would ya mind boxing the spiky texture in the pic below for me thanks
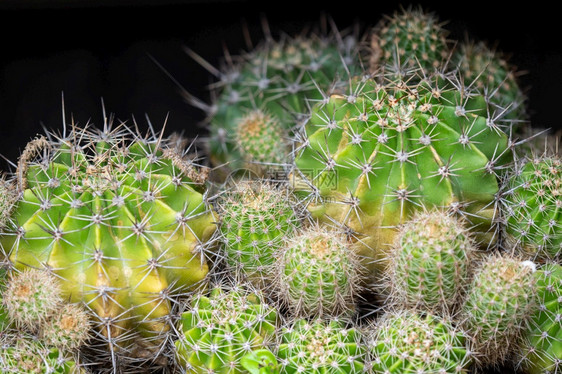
[276,225,361,318]
[40,303,91,351]
[366,310,472,373]
[174,285,278,373]
[503,155,562,260]
[1,268,63,330]
[461,255,537,366]
[292,76,511,278]
[0,332,85,373]
[207,31,360,176]
[369,7,450,76]
[0,123,218,369]
[453,40,527,125]
[277,318,366,374]
[218,180,300,286]
[387,209,475,315]
[0,174,17,231]
[233,110,289,175]
[241,349,279,374]
[519,263,562,374]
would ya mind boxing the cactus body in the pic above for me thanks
[0,125,217,368]
[219,180,299,286]
[174,285,278,373]
[504,156,562,260]
[277,318,366,374]
[461,255,537,365]
[367,311,471,373]
[208,33,360,175]
[276,226,360,318]
[388,209,474,314]
[520,263,562,374]
[292,76,510,276]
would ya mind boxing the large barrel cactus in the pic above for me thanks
[292,75,511,276]
[0,123,218,369]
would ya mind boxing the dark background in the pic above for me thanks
[0,0,560,170]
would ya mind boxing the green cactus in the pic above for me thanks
[369,7,451,76]
[218,180,300,286]
[519,263,562,374]
[205,31,360,177]
[503,155,562,260]
[277,318,366,374]
[0,332,85,373]
[0,124,218,368]
[387,209,475,314]
[174,285,278,373]
[276,225,361,318]
[40,303,91,351]
[367,310,472,373]
[453,40,527,126]
[1,268,63,330]
[241,349,280,374]
[461,254,537,366]
[292,76,511,278]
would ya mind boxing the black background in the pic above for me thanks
[0,0,560,170]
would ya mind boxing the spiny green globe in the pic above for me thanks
[175,285,278,373]
[519,263,562,374]
[367,311,472,373]
[277,318,366,373]
[504,155,562,260]
[292,76,511,277]
[208,32,361,176]
[0,124,218,366]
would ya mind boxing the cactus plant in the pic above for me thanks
[369,7,451,76]
[519,263,562,374]
[0,123,218,369]
[218,179,300,287]
[277,318,366,373]
[366,310,472,373]
[461,254,537,366]
[275,225,361,318]
[174,284,278,373]
[202,30,361,177]
[503,155,562,260]
[40,303,91,351]
[292,75,511,278]
[387,209,475,314]
[0,174,17,231]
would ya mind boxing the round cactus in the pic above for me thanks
[0,175,17,231]
[1,268,63,330]
[40,303,91,351]
[292,76,511,277]
[276,225,361,318]
[519,263,562,374]
[233,110,289,175]
[174,284,278,373]
[453,40,527,125]
[367,310,471,373]
[387,209,475,314]
[218,179,300,286]
[206,31,360,176]
[461,255,537,366]
[0,124,218,368]
[369,7,451,76]
[0,332,85,373]
[503,155,562,260]
[277,318,366,374]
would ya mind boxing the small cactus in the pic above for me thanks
[277,318,366,373]
[0,174,17,231]
[519,263,562,374]
[369,6,451,76]
[366,310,472,373]
[1,268,63,330]
[461,254,537,366]
[503,155,562,260]
[174,284,278,373]
[275,225,361,318]
[40,303,91,351]
[218,179,300,286]
[387,209,475,314]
